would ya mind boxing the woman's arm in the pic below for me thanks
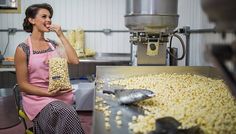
[15,46,72,96]
[14,46,52,96]
[49,24,79,64]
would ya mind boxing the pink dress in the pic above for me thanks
[22,36,74,120]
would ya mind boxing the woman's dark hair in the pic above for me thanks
[23,3,53,33]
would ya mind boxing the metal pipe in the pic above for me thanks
[169,47,178,66]
[185,34,190,66]
[0,28,218,34]
[182,26,190,66]
[130,43,133,65]
[189,28,217,34]
[0,29,129,33]
[0,29,9,32]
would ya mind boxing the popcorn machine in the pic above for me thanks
[125,0,180,65]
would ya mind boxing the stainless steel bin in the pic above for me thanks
[0,88,20,129]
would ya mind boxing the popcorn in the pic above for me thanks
[105,122,110,130]
[109,73,236,134]
[48,57,71,92]
[117,110,122,116]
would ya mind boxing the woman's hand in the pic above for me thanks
[48,24,79,64]
[49,24,64,37]
[48,88,73,97]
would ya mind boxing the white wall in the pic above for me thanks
[176,0,203,66]
[0,0,234,66]
[0,0,130,57]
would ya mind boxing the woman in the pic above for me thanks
[14,3,84,134]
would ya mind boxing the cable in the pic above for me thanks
[167,33,186,60]
[169,30,178,49]
[3,31,10,56]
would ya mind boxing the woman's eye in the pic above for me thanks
[41,15,51,19]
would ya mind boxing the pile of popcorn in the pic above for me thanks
[109,73,236,134]
[48,57,71,92]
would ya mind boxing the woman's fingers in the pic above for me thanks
[59,89,73,93]
[48,89,60,96]
[49,24,63,37]
[49,88,73,96]
[49,24,60,31]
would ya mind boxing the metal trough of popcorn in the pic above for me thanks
[92,66,236,134]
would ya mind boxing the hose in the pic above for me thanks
[3,32,10,56]
[167,33,186,60]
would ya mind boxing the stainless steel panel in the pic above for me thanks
[68,53,131,79]
[96,66,222,80]
[0,72,16,88]
[79,53,131,63]
[126,0,178,15]
[125,0,179,33]
[93,66,222,134]
[137,43,167,65]
[0,88,20,129]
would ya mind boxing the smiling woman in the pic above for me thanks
[23,3,53,33]
[14,3,84,134]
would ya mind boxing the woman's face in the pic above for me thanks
[30,8,52,32]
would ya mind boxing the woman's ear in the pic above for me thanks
[28,18,35,25]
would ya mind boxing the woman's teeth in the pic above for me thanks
[45,24,50,28]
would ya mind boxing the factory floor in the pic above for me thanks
[0,111,93,134]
